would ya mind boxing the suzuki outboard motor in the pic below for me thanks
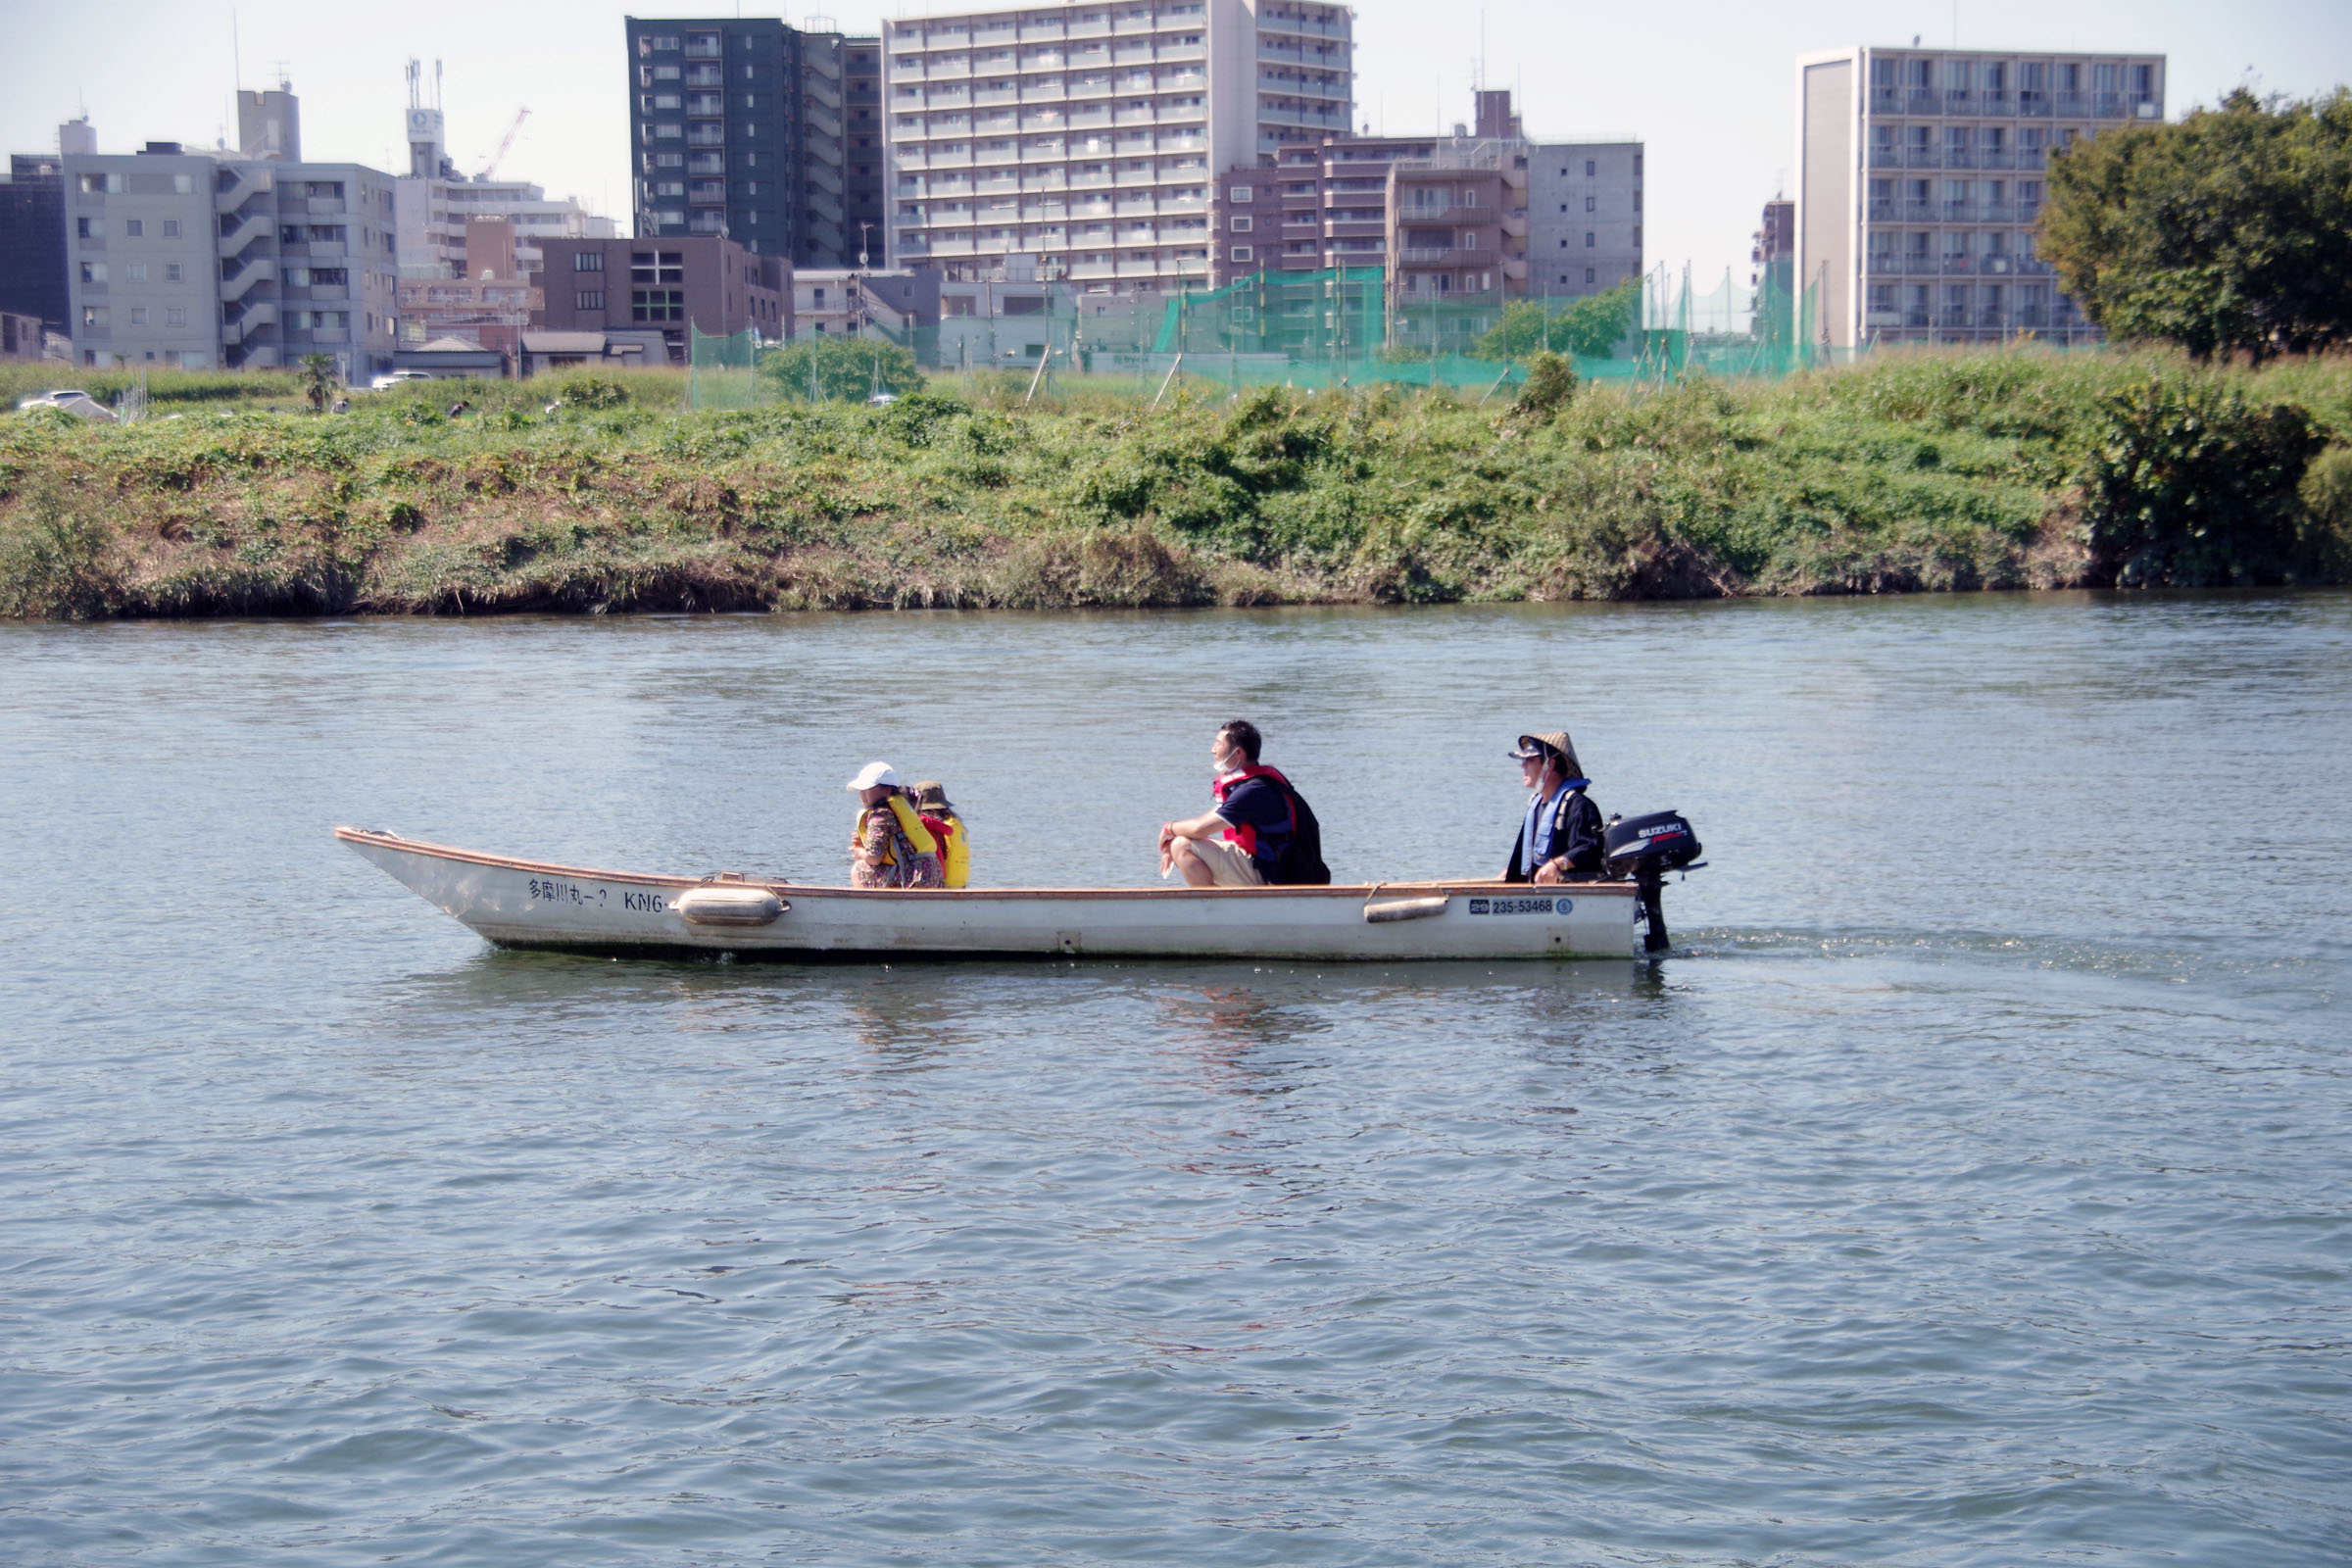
[1603,810,1704,955]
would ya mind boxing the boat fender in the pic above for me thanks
[1364,895,1449,923]
[675,886,788,926]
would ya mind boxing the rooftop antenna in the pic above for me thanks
[230,8,242,91]
[435,58,444,112]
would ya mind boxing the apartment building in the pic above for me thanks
[1796,44,2165,348]
[64,140,399,373]
[623,17,882,269]
[882,0,1354,289]
[1210,90,1640,312]
[1386,144,1525,350]
[529,235,789,363]
[2,148,71,343]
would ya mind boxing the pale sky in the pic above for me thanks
[6,0,2347,286]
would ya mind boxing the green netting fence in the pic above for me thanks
[687,265,1837,408]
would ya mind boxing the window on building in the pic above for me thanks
[1229,185,1252,203]
[1585,159,1595,177]
[79,262,106,283]
[576,290,606,310]
[125,262,147,281]
[164,263,182,281]
[76,217,102,239]
[1230,215,1252,232]
[81,306,106,327]
[123,218,144,237]
[166,306,186,327]
[162,219,180,237]
[574,252,606,272]
[1584,195,1594,213]
[128,306,148,325]
[1230,244,1252,262]
[632,289,685,321]
[1585,232,1594,248]
[1585,268,1596,284]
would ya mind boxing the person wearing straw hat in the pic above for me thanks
[1504,730,1604,885]
[845,761,945,889]
[909,780,969,890]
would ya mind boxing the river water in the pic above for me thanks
[3,594,2348,1566]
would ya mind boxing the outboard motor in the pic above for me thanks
[1603,810,1704,955]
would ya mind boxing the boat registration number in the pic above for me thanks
[1467,897,1570,915]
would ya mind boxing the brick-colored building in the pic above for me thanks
[530,235,790,363]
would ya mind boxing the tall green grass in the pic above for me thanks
[3,346,2347,618]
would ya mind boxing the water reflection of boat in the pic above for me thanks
[337,827,1647,961]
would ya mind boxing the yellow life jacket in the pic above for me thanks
[881,794,940,858]
[930,810,969,888]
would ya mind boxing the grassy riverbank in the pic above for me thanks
[4,350,2349,618]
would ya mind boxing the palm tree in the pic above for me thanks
[298,353,339,414]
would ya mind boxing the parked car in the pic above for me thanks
[14,388,117,422]
[368,369,435,392]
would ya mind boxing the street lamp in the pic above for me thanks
[858,221,872,270]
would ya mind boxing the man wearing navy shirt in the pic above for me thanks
[1159,719,1296,887]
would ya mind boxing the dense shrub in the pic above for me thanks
[2078,374,2325,585]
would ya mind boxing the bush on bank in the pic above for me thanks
[2,348,2349,619]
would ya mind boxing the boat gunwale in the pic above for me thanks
[332,825,1639,902]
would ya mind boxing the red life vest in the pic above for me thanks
[1210,763,1297,860]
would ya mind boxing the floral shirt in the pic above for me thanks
[851,803,945,889]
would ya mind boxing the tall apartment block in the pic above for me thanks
[624,16,881,270]
[1796,45,2164,349]
[1,135,77,343]
[882,0,1355,288]
[64,130,398,373]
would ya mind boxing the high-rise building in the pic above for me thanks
[64,116,399,374]
[1,137,74,342]
[882,0,1355,289]
[1796,44,2165,348]
[623,16,881,268]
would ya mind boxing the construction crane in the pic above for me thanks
[477,107,530,180]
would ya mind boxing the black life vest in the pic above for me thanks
[1212,764,1331,886]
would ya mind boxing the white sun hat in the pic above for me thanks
[846,760,901,792]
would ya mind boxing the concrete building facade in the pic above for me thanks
[529,234,789,362]
[882,0,1354,289]
[63,141,399,373]
[1796,44,2165,348]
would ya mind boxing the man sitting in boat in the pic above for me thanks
[1505,730,1604,885]
[910,780,968,890]
[846,762,945,889]
[1158,720,1328,887]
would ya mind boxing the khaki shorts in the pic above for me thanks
[1183,835,1266,887]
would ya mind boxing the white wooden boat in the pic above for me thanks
[336,826,1645,960]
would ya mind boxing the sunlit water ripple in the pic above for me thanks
[2,593,2347,1565]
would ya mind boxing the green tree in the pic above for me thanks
[298,353,339,413]
[2039,88,2352,361]
[1472,279,1642,363]
[760,336,925,402]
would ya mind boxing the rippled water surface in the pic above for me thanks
[4,594,2350,1566]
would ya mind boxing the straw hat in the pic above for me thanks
[1508,730,1586,778]
[910,779,957,815]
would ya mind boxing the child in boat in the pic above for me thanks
[910,780,969,889]
[845,762,945,889]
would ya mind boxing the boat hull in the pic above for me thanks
[336,827,1642,961]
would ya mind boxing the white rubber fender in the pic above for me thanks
[1363,895,1449,923]
[674,886,787,926]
